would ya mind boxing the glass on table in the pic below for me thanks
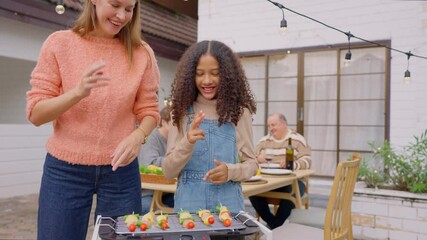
[264,149,274,168]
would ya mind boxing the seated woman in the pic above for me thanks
[139,106,174,213]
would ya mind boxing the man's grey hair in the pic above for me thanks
[269,112,287,123]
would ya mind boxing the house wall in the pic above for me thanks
[0,18,52,61]
[0,17,177,198]
[197,0,427,147]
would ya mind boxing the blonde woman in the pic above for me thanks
[26,0,159,239]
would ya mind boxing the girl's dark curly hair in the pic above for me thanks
[170,40,256,131]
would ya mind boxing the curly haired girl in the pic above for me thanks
[162,40,258,214]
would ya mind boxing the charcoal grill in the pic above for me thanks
[91,211,272,240]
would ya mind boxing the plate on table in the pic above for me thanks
[259,163,281,169]
[242,175,268,185]
[260,168,293,175]
[246,175,262,182]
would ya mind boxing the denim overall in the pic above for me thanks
[174,106,244,214]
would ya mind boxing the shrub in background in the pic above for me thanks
[357,129,427,193]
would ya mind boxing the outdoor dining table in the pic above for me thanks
[141,169,315,213]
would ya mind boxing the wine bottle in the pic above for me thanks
[285,138,294,171]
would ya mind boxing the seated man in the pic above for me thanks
[139,106,174,214]
[249,112,312,229]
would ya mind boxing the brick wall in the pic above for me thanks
[352,187,427,240]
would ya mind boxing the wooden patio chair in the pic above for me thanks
[271,157,361,240]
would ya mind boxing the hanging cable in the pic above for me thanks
[345,32,353,61]
[266,0,427,62]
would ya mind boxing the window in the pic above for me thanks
[241,44,389,176]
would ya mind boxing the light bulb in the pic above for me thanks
[56,4,65,14]
[343,60,351,68]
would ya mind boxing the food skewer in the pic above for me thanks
[124,212,139,232]
[139,211,155,231]
[216,205,232,227]
[156,211,169,230]
[178,209,196,229]
[196,209,215,225]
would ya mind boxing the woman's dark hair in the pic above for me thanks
[159,106,171,124]
[170,40,256,131]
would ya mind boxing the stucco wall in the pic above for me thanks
[197,0,427,146]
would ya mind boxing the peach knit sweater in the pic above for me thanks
[26,30,160,165]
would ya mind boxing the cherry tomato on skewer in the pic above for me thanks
[208,216,215,224]
[187,221,195,229]
[161,221,168,230]
[140,223,147,231]
[128,223,136,232]
[223,218,231,227]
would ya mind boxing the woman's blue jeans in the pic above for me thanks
[37,153,142,240]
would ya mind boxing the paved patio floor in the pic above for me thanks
[0,194,95,240]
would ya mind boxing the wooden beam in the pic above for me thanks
[0,0,79,30]
[0,0,188,60]
[144,34,188,61]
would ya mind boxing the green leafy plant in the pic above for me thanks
[358,129,427,193]
[357,159,385,188]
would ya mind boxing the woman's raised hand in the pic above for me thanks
[187,110,206,144]
[76,60,111,98]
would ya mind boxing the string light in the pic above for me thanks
[266,0,427,79]
[161,88,172,107]
[404,51,412,83]
[280,8,287,30]
[345,32,353,61]
[55,0,65,15]
[163,97,172,107]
